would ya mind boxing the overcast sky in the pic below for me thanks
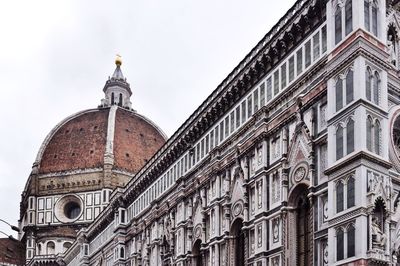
[0,0,296,238]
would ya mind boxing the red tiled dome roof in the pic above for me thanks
[36,107,166,174]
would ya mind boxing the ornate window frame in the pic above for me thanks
[335,173,356,214]
[334,0,354,45]
[335,222,356,262]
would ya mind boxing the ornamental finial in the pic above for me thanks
[115,54,122,66]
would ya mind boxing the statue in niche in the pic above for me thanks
[162,215,172,253]
[388,33,397,67]
[372,216,386,248]
[371,200,387,251]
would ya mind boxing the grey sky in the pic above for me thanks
[0,0,296,237]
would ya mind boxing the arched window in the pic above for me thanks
[374,120,381,155]
[373,72,379,105]
[336,125,344,160]
[211,209,215,233]
[336,78,343,112]
[372,1,378,36]
[118,93,123,106]
[46,241,55,255]
[365,0,378,37]
[37,243,42,255]
[364,0,370,31]
[346,69,354,104]
[347,225,355,257]
[347,176,355,208]
[335,6,342,44]
[345,0,353,35]
[366,67,372,101]
[63,242,72,253]
[367,117,373,151]
[347,119,354,154]
[335,0,353,45]
[120,247,125,259]
[336,228,344,261]
[111,92,115,105]
[336,182,344,213]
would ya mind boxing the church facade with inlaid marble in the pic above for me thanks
[19,0,400,265]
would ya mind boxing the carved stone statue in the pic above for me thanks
[388,34,397,67]
[164,216,171,246]
[372,216,386,249]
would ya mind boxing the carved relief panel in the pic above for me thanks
[270,170,281,207]
[270,216,282,249]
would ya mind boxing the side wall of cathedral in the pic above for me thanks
[62,0,400,265]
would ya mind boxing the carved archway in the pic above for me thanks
[286,183,312,266]
[192,239,202,266]
[230,218,245,266]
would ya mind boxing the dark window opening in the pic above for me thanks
[118,93,123,106]
[336,182,344,213]
[64,201,81,219]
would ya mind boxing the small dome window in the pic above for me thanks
[63,242,72,253]
[46,241,55,255]
[64,201,81,219]
[54,194,83,223]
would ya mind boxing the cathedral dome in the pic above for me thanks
[35,106,166,174]
[33,58,167,175]
[19,58,167,263]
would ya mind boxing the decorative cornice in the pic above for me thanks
[122,0,326,199]
[324,151,392,176]
[328,207,366,227]
[37,168,103,179]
